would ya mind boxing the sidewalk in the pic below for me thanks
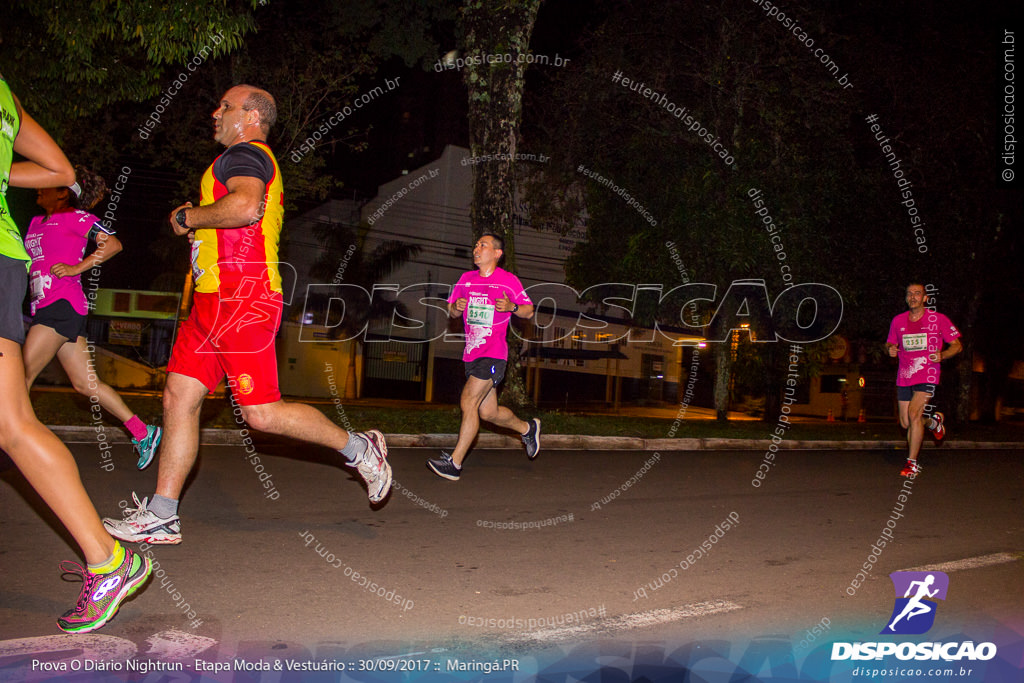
[47,425,1022,451]
[33,386,1024,451]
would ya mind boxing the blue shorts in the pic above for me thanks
[897,383,936,402]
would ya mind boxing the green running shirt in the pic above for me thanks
[1,77,28,262]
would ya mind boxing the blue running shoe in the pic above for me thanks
[427,451,462,481]
[133,425,162,470]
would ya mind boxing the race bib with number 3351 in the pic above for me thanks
[902,332,928,351]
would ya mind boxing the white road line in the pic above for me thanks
[143,630,218,660]
[512,600,742,643]
[0,633,136,679]
[901,552,1019,573]
[0,634,136,661]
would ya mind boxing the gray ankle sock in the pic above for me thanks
[339,433,367,465]
[149,494,178,519]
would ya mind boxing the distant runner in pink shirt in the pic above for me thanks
[885,282,962,477]
[25,207,107,316]
[427,232,541,480]
[22,167,162,470]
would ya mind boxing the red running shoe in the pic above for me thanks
[899,459,921,477]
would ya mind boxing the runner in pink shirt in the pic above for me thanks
[22,167,162,469]
[885,282,962,477]
[427,233,541,480]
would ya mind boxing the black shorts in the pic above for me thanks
[896,383,937,402]
[0,254,28,344]
[465,357,507,387]
[32,299,88,342]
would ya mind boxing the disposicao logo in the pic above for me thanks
[881,571,948,635]
[831,571,997,662]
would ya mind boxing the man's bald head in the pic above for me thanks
[238,85,276,133]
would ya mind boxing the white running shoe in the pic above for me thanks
[354,430,392,503]
[102,492,181,545]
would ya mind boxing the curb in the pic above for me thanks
[46,426,1022,451]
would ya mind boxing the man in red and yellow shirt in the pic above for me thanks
[103,85,391,545]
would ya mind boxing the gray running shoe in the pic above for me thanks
[522,418,541,459]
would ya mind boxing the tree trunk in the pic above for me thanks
[501,326,533,411]
[345,341,359,400]
[762,343,781,422]
[462,0,542,412]
[714,342,731,421]
[461,0,542,261]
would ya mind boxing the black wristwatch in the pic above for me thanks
[512,303,519,314]
[175,209,188,229]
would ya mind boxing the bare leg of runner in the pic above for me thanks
[21,323,66,388]
[899,390,929,463]
[0,337,114,564]
[154,372,208,501]
[242,399,358,449]
[449,377,528,467]
[56,335,136,422]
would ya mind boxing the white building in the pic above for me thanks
[278,145,694,404]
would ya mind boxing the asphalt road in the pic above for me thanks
[1,441,1021,679]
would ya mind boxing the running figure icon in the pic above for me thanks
[888,574,939,631]
[881,570,949,635]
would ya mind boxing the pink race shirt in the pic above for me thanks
[886,310,961,386]
[449,266,532,362]
[24,210,114,315]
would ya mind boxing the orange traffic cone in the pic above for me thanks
[858,409,866,423]
[827,408,834,422]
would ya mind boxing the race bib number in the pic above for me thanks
[902,332,927,351]
[29,271,45,302]
[190,239,205,282]
[466,297,494,326]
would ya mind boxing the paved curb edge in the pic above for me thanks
[47,426,1021,451]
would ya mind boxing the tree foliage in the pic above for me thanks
[522,0,1018,421]
[525,1,866,418]
[0,0,259,130]
[2,1,456,291]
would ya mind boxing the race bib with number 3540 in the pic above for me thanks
[466,297,494,326]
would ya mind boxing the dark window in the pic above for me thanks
[820,375,847,393]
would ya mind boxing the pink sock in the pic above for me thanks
[125,415,148,441]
